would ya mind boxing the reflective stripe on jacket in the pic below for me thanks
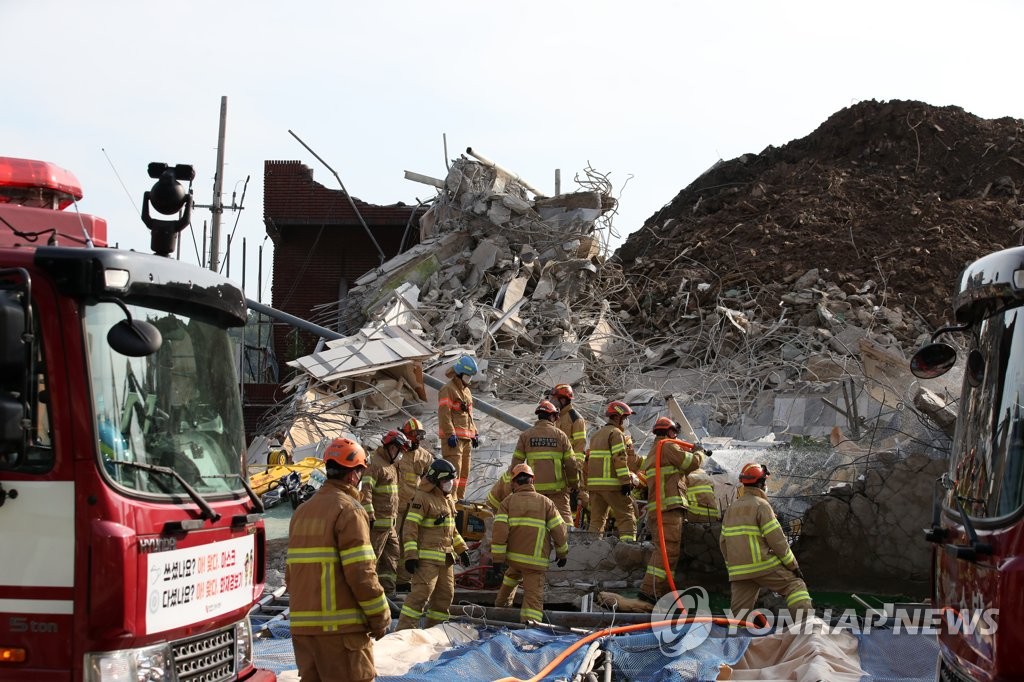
[362,448,399,529]
[398,445,435,508]
[492,483,569,569]
[285,479,390,635]
[438,376,476,440]
[586,423,631,490]
[556,406,587,454]
[506,419,578,492]
[686,468,721,520]
[402,481,468,563]
[719,486,797,581]
[644,437,702,512]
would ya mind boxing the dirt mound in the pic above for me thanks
[615,100,1024,336]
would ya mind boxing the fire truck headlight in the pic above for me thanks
[83,642,172,681]
[235,616,254,671]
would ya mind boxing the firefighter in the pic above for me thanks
[719,463,813,619]
[397,459,472,630]
[362,429,410,596]
[549,384,587,523]
[586,400,638,541]
[685,454,721,523]
[396,418,436,590]
[494,399,578,523]
[638,418,704,603]
[493,463,569,623]
[438,354,479,500]
[286,437,389,682]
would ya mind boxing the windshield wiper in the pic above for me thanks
[938,473,993,562]
[108,460,221,522]
[204,473,265,514]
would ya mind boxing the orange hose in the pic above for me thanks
[491,615,758,682]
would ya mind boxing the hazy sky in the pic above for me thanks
[5,1,1021,304]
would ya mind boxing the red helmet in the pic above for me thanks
[606,400,634,418]
[550,384,574,401]
[652,417,679,434]
[401,418,425,438]
[535,400,559,418]
[382,429,412,450]
[739,463,770,485]
[511,463,535,478]
[324,438,367,469]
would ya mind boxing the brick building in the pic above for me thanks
[243,160,422,441]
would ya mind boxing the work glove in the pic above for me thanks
[620,484,632,496]
[447,434,458,448]
[556,557,567,568]
[371,618,390,641]
[492,562,506,574]
[792,566,805,581]
[459,551,472,568]
[367,514,376,526]
[471,436,480,448]
[405,559,419,575]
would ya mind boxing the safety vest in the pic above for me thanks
[403,481,468,564]
[506,419,578,493]
[719,486,797,581]
[586,423,631,490]
[438,376,476,440]
[643,437,701,513]
[492,483,569,569]
[285,480,390,635]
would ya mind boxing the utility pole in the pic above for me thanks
[208,96,228,273]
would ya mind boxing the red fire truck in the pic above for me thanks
[0,157,274,681]
[911,246,1024,681]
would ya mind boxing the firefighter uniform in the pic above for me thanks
[685,467,721,523]
[287,479,390,682]
[493,482,569,623]
[556,404,587,455]
[640,438,703,598]
[503,419,578,523]
[362,447,401,594]
[438,373,477,499]
[396,444,435,584]
[397,481,468,629]
[719,486,812,614]
[586,422,637,541]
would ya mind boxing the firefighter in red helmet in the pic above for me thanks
[585,400,638,541]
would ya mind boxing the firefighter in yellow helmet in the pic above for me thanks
[362,429,410,596]
[397,459,471,630]
[586,400,638,541]
[493,463,570,623]
[493,400,578,523]
[396,418,436,590]
[638,417,704,603]
[720,463,812,619]
[287,438,390,682]
[438,355,479,500]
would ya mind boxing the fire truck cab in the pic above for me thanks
[912,246,1024,681]
[0,157,274,681]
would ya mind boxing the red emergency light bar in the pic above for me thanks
[0,156,84,210]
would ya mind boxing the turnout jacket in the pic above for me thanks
[719,486,798,581]
[643,437,703,513]
[438,374,476,440]
[685,468,721,521]
[403,481,468,563]
[398,445,435,509]
[585,423,631,491]
[492,483,569,569]
[286,479,390,635]
[508,419,579,493]
[556,405,587,454]
[362,447,399,529]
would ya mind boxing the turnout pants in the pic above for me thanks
[729,566,813,616]
[544,489,573,525]
[370,524,400,594]
[292,632,375,682]
[640,508,684,598]
[396,558,455,630]
[442,438,473,499]
[395,505,412,584]
[587,490,637,541]
[495,565,547,624]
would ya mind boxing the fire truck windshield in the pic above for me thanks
[949,305,1024,520]
[85,300,246,498]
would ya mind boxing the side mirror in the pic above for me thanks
[910,342,957,379]
[107,319,163,357]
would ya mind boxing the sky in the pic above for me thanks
[5,1,1022,305]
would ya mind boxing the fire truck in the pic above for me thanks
[911,247,1024,681]
[0,157,274,681]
